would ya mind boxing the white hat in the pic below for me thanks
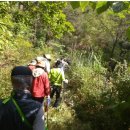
[44,54,51,60]
[36,61,45,68]
[36,56,45,62]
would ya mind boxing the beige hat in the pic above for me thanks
[36,61,45,68]
[44,54,51,60]
[36,56,45,62]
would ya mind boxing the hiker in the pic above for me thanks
[62,58,71,68]
[0,66,45,130]
[31,59,51,104]
[43,54,51,73]
[49,60,68,108]
[35,55,51,74]
[28,59,37,70]
[56,57,70,70]
[54,58,70,81]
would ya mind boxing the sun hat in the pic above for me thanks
[44,54,51,60]
[36,61,46,68]
[36,56,45,62]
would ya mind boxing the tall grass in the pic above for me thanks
[64,51,130,130]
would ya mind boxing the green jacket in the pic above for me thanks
[49,68,64,86]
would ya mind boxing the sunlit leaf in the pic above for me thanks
[126,27,130,41]
[80,1,89,12]
[70,2,80,9]
[96,2,111,14]
[118,13,126,19]
[89,1,96,10]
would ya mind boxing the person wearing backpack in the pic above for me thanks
[0,66,45,130]
[49,60,68,108]
[31,60,51,104]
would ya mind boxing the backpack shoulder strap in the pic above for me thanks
[11,97,32,128]
[2,98,10,104]
[2,97,32,128]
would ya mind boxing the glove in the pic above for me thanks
[63,79,68,84]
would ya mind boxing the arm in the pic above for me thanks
[33,105,45,130]
[45,61,50,73]
[61,69,65,81]
[61,69,68,84]
[44,73,50,96]
[44,73,51,111]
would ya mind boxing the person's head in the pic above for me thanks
[55,59,63,68]
[11,66,33,91]
[36,56,45,63]
[63,58,71,65]
[36,60,46,69]
[43,54,51,62]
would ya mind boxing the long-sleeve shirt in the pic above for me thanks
[33,104,45,130]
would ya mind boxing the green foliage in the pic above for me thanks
[59,4,130,129]
[70,2,80,9]
[70,1,130,14]
[65,51,130,130]
[70,1,130,41]
[1,2,130,130]
[0,2,74,47]
[0,1,74,98]
[112,2,130,13]
[126,27,130,40]
[80,2,89,12]
[96,2,112,14]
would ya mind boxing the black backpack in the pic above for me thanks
[0,98,32,129]
[0,99,2,106]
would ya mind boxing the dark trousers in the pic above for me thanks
[33,97,44,103]
[50,85,62,107]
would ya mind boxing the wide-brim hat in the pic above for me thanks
[36,56,45,62]
[36,61,45,68]
[44,54,51,60]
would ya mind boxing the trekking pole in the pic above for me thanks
[62,80,67,102]
[62,82,65,102]
[45,96,50,130]
[47,109,49,129]
[45,110,49,130]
